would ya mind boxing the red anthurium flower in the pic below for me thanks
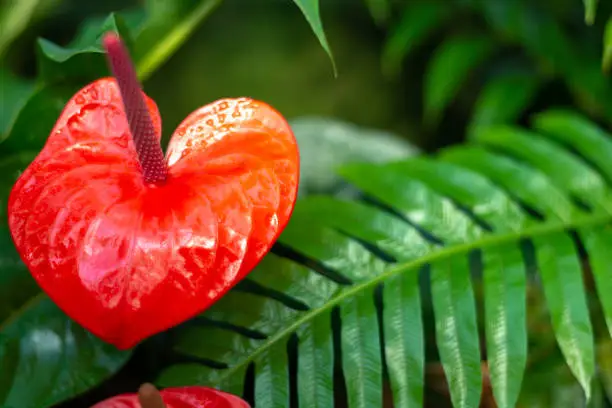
[91,384,250,408]
[7,33,299,349]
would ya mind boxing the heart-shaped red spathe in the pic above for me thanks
[91,386,250,408]
[8,78,299,349]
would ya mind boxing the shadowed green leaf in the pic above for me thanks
[584,0,598,25]
[0,69,35,139]
[424,36,495,127]
[382,2,449,76]
[291,0,337,75]
[0,152,37,226]
[2,84,80,152]
[469,72,540,134]
[364,0,389,26]
[603,17,612,74]
[37,13,131,83]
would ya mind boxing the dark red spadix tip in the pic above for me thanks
[103,32,167,184]
[138,383,167,408]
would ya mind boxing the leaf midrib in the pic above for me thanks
[190,211,612,386]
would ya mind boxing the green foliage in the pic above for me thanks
[156,110,612,407]
[379,0,612,133]
[468,71,541,134]
[363,0,390,27]
[584,0,598,24]
[0,0,58,59]
[133,0,223,80]
[290,117,420,197]
[290,0,337,75]
[604,17,612,73]
[424,36,495,128]
[0,69,35,138]
[37,13,132,83]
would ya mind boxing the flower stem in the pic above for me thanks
[103,32,167,184]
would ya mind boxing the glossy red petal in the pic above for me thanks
[91,386,250,408]
[167,98,299,279]
[8,80,299,348]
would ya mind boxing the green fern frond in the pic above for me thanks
[156,110,612,407]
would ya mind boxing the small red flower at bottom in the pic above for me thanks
[91,385,250,408]
[7,33,299,349]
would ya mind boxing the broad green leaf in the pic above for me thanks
[533,233,595,399]
[0,228,131,408]
[134,0,223,81]
[469,72,540,134]
[472,126,612,213]
[439,146,579,222]
[255,342,290,408]
[603,17,612,73]
[290,0,337,75]
[364,0,389,26]
[0,152,37,226]
[383,272,424,408]
[532,110,612,183]
[293,197,431,261]
[382,2,450,76]
[424,36,495,127]
[247,254,340,309]
[390,158,527,231]
[0,69,35,138]
[297,312,334,408]
[340,288,382,408]
[203,291,301,336]
[2,84,80,152]
[338,163,483,243]
[279,219,387,282]
[0,229,38,330]
[290,117,419,197]
[37,13,131,83]
[431,256,482,408]
[482,244,527,408]
[580,226,612,338]
[584,0,598,25]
